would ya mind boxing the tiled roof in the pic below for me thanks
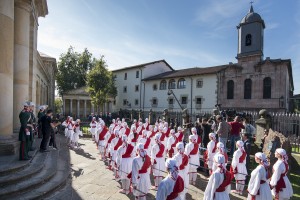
[142,64,229,81]
[111,60,174,72]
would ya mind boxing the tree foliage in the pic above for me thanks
[56,46,93,95]
[86,56,117,106]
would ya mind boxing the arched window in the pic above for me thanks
[159,80,167,90]
[177,78,186,89]
[227,80,234,99]
[263,77,271,99]
[245,34,252,46]
[168,79,176,89]
[244,79,252,99]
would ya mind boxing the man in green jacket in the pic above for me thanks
[19,102,32,160]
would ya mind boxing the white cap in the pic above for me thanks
[23,102,29,106]
[214,154,225,164]
[137,143,144,150]
[165,158,177,172]
[170,129,175,135]
[191,127,197,134]
[122,135,127,142]
[76,119,80,123]
[142,130,147,136]
[114,129,119,136]
[177,127,183,131]
[123,122,127,127]
[217,142,224,149]
[236,140,244,147]
[209,132,216,139]
[154,133,161,141]
[145,118,149,122]
[189,135,196,142]
[176,142,184,150]
[131,125,136,130]
[276,148,286,156]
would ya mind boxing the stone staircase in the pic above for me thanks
[0,134,70,200]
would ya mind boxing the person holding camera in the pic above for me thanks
[228,116,245,156]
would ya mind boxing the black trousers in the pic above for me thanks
[40,130,51,150]
[49,131,57,148]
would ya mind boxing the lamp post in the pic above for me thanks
[167,89,184,110]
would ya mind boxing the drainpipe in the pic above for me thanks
[139,68,142,110]
[190,77,193,118]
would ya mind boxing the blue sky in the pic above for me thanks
[38,0,300,94]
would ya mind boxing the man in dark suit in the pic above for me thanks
[242,133,251,182]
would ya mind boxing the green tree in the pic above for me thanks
[56,46,93,95]
[86,56,117,107]
[54,98,63,114]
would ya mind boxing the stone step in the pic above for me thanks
[19,144,70,200]
[0,150,47,187]
[0,138,41,177]
[0,149,58,199]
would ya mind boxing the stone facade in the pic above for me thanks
[0,0,56,155]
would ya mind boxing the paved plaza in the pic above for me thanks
[47,135,245,200]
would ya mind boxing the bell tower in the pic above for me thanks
[237,5,265,62]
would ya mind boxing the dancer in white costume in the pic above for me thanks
[116,135,135,194]
[247,152,272,200]
[128,125,139,147]
[173,142,189,200]
[98,122,108,160]
[138,130,152,156]
[151,133,165,190]
[166,129,178,158]
[231,140,248,195]
[270,148,293,200]
[89,117,97,141]
[72,119,83,148]
[203,154,232,200]
[156,158,184,200]
[212,142,228,172]
[204,133,217,174]
[110,129,123,179]
[185,135,200,185]
[131,143,152,200]
[175,126,184,142]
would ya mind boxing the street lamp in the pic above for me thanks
[167,89,184,110]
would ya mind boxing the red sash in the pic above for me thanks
[171,137,179,148]
[131,132,139,143]
[124,128,130,136]
[114,138,123,150]
[224,152,228,163]
[197,135,202,145]
[138,155,151,174]
[165,128,170,137]
[190,143,199,155]
[98,127,108,141]
[166,176,184,200]
[160,133,166,141]
[274,162,288,194]
[144,123,149,131]
[91,121,96,128]
[122,144,134,158]
[106,134,115,148]
[149,131,156,138]
[239,150,247,163]
[216,171,232,192]
[137,126,144,135]
[144,138,151,149]
[177,132,184,142]
[156,144,165,158]
[179,154,189,170]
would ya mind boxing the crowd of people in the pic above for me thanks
[84,115,293,200]
[18,104,294,199]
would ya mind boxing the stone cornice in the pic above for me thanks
[15,0,32,12]
[34,0,48,17]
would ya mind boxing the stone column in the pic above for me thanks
[91,103,94,114]
[70,99,73,116]
[63,98,66,115]
[0,0,17,155]
[84,100,87,117]
[77,99,80,118]
[13,0,31,131]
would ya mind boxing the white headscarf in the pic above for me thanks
[276,148,288,164]
[236,140,245,151]
[137,143,146,158]
[214,154,226,173]
[176,142,184,154]
[165,158,179,180]
[255,152,269,168]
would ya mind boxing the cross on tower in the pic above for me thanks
[250,1,254,5]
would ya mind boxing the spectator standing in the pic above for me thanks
[228,116,244,156]
[201,118,211,148]
[40,110,58,152]
[216,115,230,149]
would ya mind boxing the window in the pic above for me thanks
[227,80,234,99]
[123,86,127,93]
[113,75,117,81]
[169,98,174,105]
[124,73,127,80]
[245,34,252,46]
[168,79,176,89]
[135,99,139,105]
[181,96,187,104]
[135,85,139,92]
[123,99,127,106]
[244,79,252,99]
[196,98,202,105]
[160,80,167,90]
[152,98,158,107]
[263,77,271,99]
[113,100,116,105]
[136,71,139,78]
[196,79,203,88]
[153,84,157,91]
[177,78,186,89]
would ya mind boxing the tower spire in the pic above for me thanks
[249,1,254,13]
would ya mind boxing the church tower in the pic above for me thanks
[237,5,265,62]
